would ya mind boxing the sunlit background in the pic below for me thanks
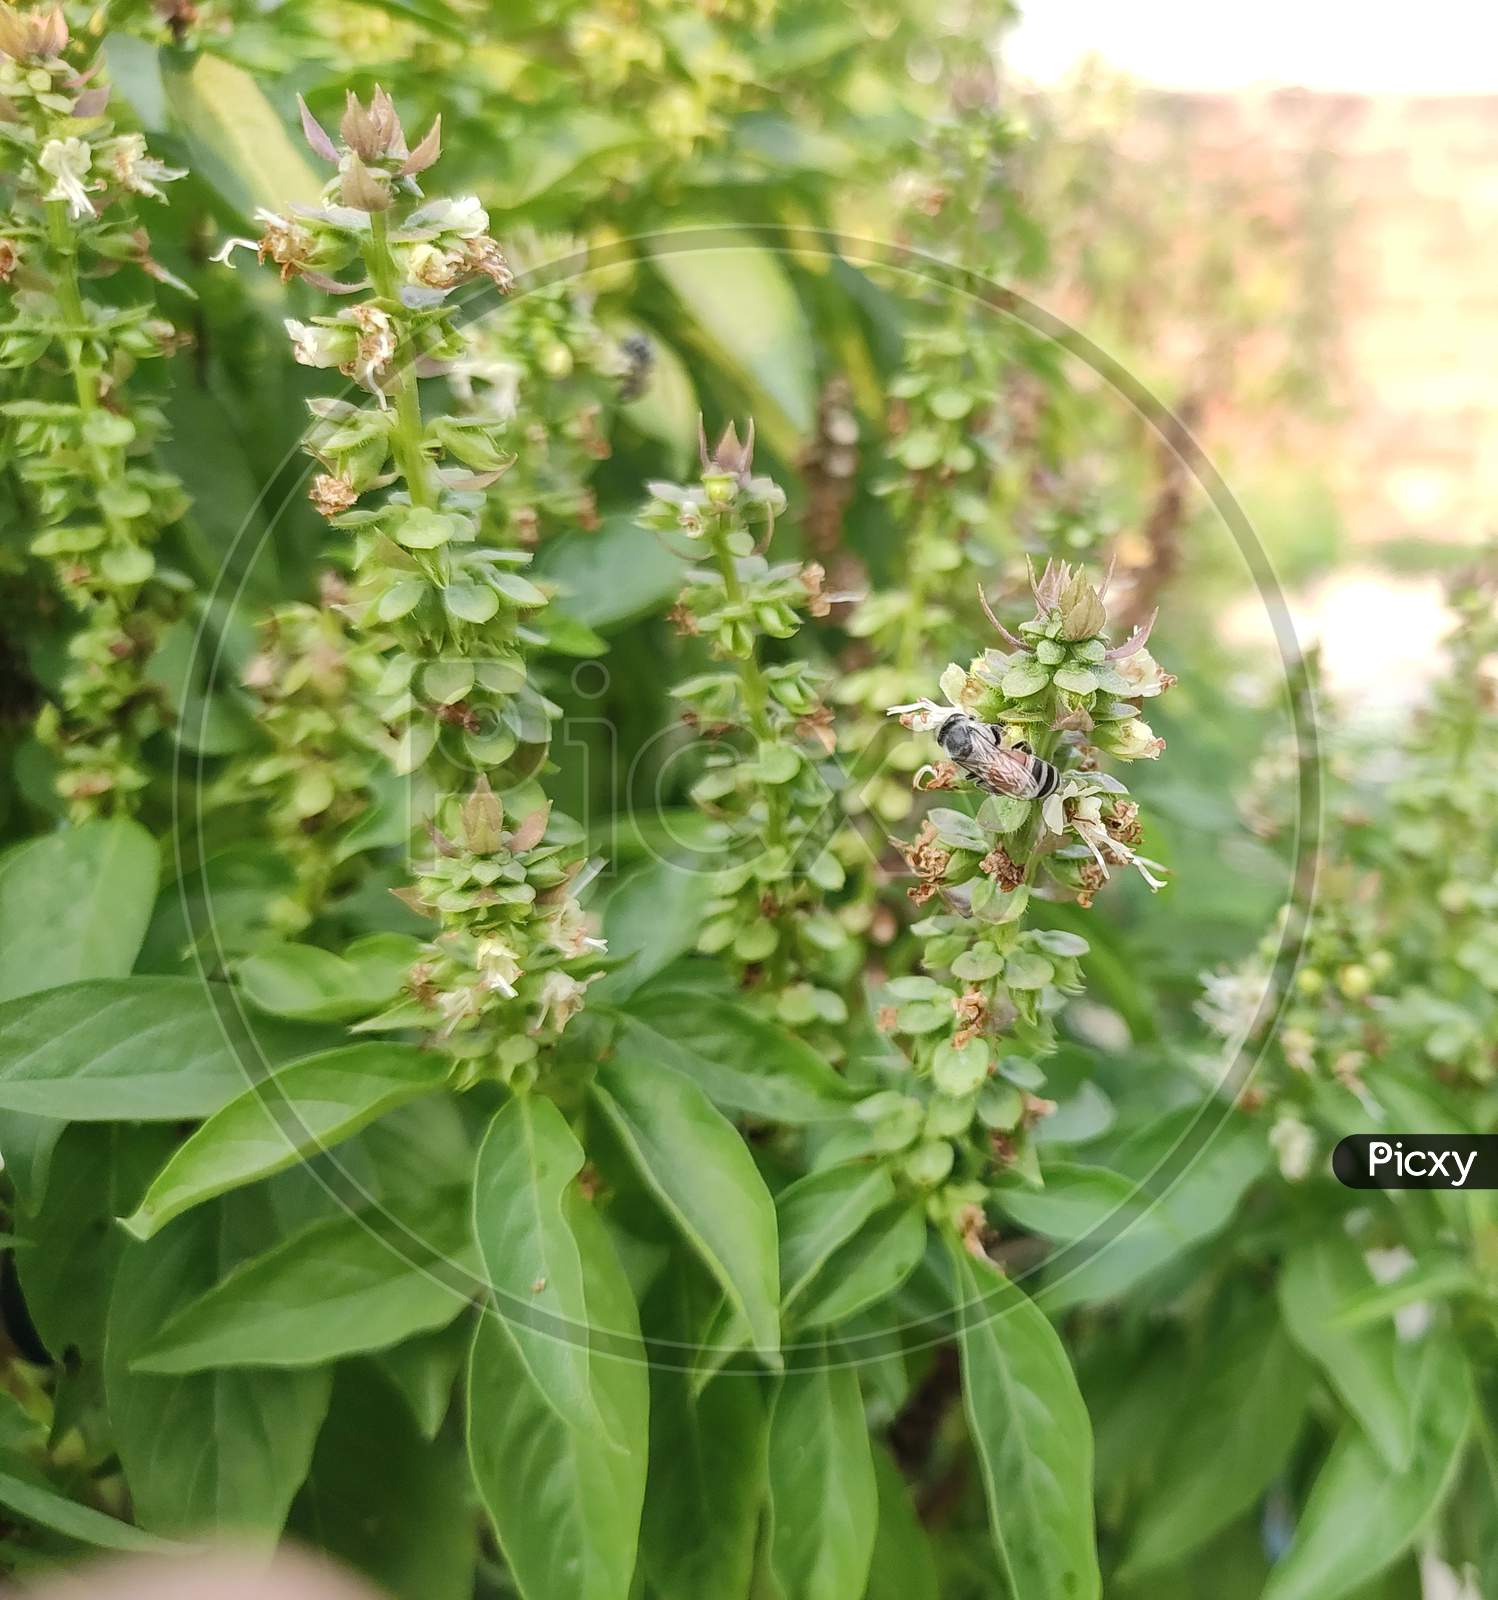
[1008,0,1494,723]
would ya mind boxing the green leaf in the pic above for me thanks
[777,1164,896,1314]
[1280,1233,1414,1471]
[1122,1301,1312,1575]
[133,1188,475,1373]
[14,1123,176,1361]
[978,792,1032,834]
[0,979,335,1121]
[931,1036,989,1096]
[468,1165,648,1600]
[651,232,817,451]
[865,1446,938,1600]
[161,53,322,219]
[536,513,689,630]
[121,1043,450,1239]
[377,1318,470,1440]
[592,861,713,1002]
[104,1199,332,1537]
[470,1095,605,1436]
[1263,1334,1472,1600]
[639,1276,766,1600]
[766,1343,878,1600]
[894,428,941,470]
[238,934,421,1023]
[0,1461,177,1553]
[614,990,855,1124]
[593,1050,781,1360]
[0,819,158,1003]
[377,579,426,621]
[288,1364,476,1600]
[796,1202,927,1331]
[0,1110,66,1213]
[1330,1258,1479,1330]
[995,1162,1157,1244]
[102,33,167,130]
[952,1241,1099,1600]
[1039,1110,1268,1312]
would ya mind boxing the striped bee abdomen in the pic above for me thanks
[936,713,1061,801]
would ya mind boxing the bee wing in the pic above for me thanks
[975,742,1047,799]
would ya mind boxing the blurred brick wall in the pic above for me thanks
[1146,88,1498,544]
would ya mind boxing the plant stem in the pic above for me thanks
[708,517,774,738]
[364,208,436,510]
[709,513,794,986]
[45,201,94,415]
[46,199,132,549]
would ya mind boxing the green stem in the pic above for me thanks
[708,518,773,739]
[364,208,436,511]
[708,512,794,987]
[46,200,130,544]
[45,201,95,417]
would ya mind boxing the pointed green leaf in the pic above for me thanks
[796,1202,927,1331]
[133,1188,475,1372]
[615,991,855,1124]
[0,818,158,1003]
[104,1200,332,1538]
[766,1343,877,1600]
[14,1123,176,1361]
[0,1462,177,1553]
[639,1275,766,1600]
[591,860,713,1003]
[865,1446,938,1600]
[953,1241,1100,1600]
[237,934,420,1023]
[468,1169,647,1600]
[650,233,816,452]
[535,513,690,631]
[161,51,321,219]
[777,1164,895,1314]
[378,1317,471,1441]
[593,1051,780,1360]
[0,979,335,1121]
[121,1043,449,1239]
[469,1094,605,1436]
[1123,1301,1312,1575]
[288,1364,476,1600]
[1280,1233,1415,1471]
[1263,1334,1472,1600]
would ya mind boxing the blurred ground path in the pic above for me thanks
[7,1551,379,1600]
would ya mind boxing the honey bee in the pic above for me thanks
[935,712,1061,800]
[889,701,1061,800]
